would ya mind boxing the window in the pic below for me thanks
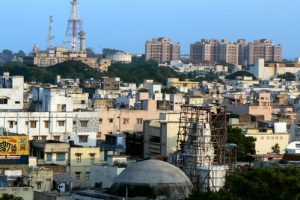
[37,182,41,189]
[97,132,102,138]
[15,101,20,104]
[75,172,81,180]
[79,135,88,143]
[80,120,88,127]
[123,118,129,124]
[44,121,49,128]
[57,104,66,112]
[296,143,300,148]
[76,154,82,163]
[25,121,28,125]
[30,121,37,128]
[0,98,8,104]
[73,121,76,125]
[109,118,114,123]
[32,136,38,141]
[53,136,60,141]
[8,121,14,128]
[86,172,90,180]
[58,121,65,127]
[56,153,66,161]
[47,153,52,161]
[41,136,47,141]
[99,118,103,124]
[136,118,143,124]
[90,154,95,163]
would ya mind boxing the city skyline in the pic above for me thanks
[0,0,299,59]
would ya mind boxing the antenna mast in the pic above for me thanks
[65,0,83,51]
[47,16,55,50]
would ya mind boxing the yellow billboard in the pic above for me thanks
[0,136,29,156]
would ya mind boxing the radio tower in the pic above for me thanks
[47,16,54,50]
[65,0,83,52]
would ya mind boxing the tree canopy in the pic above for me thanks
[187,167,300,200]
[227,126,256,162]
[277,72,296,81]
[0,194,23,200]
[226,71,257,80]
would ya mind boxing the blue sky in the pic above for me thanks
[0,0,299,58]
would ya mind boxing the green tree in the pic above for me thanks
[225,71,257,80]
[277,72,295,81]
[218,60,236,73]
[161,86,178,94]
[227,126,256,162]
[187,167,300,200]
[271,143,280,154]
[15,50,26,59]
[0,194,23,200]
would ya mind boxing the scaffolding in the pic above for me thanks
[175,105,236,190]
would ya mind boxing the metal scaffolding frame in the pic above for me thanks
[175,105,236,190]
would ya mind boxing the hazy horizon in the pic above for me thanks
[0,0,299,59]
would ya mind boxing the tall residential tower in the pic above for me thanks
[145,37,180,63]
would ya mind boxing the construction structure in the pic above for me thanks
[175,105,236,191]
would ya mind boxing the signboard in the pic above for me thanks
[0,136,29,165]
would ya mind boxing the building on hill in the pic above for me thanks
[145,37,180,63]
[23,47,111,72]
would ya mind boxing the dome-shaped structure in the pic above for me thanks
[110,160,193,199]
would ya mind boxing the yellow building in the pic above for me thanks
[167,78,199,89]
[68,147,102,188]
[246,127,290,155]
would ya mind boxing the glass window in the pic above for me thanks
[8,121,14,128]
[53,136,60,141]
[90,154,95,163]
[86,172,90,180]
[0,98,8,104]
[80,120,88,127]
[58,121,65,127]
[75,172,81,180]
[47,153,52,161]
[76,155,81,163]
[40,136,47,141]
[44,121,49,128]
[30,121,37,128]
[79,135,88,143]
[56,153,65,161]
[32,136,38,141]
[136,118,143,124]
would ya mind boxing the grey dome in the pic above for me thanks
[110,160,193,199]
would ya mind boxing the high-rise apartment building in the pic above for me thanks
[190,39,282,66]
[247,39,282,65]
[145,37,180,63]
[190,39,238,65]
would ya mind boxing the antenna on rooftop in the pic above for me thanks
[47,15,55,50]
[64,0,83,52]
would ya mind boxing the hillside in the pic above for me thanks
[0,60,181,84]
